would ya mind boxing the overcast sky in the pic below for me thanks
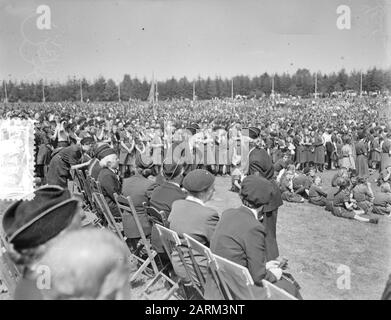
[0,0,390,82]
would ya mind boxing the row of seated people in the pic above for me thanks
[273,164,390,224]
[81,142,302,299]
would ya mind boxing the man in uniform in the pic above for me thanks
[46,137,94,188]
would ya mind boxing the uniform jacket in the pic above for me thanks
[98,167,121,217]
[121,173,157,238]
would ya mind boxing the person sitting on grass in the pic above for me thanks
[292,166,314,199]
[372,183,391,216]
[327,178,379,224]
[352,176,375,215]
[308,175,328,207]
[279,171,305,203]
[377,164,391,187]
[331,167,349,187]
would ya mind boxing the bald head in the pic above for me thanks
[39,229,131,300]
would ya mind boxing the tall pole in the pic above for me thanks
[231,78,234,99]
[118,81,121,102]
[4,80,8,103]
[271,75,275,95]
[193,80,196,101]
[80,80,83,102]
[360,71,363,97]
[42,80,45,102]
[155,80,158,103]
[314,72,318,99]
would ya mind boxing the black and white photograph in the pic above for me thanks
[0,0,390,304]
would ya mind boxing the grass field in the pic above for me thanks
[1,169,390,300]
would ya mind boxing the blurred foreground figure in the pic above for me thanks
[39,228,131,300]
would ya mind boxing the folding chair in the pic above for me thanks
[93,192,123,238]
[262,279,297,300]
[155,225,198,300]
[114,193,159,276]
[143,202,169,227]
[212,253,268,300]
[183,233,232,300]
[72,169,94,211]
[86,172,103,195]
[0,231,22,296]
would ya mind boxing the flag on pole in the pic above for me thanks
[148,74,155,103]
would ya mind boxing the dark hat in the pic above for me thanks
[249,126,261,139]
[94,143,111,160]
[2,186,79,250]
[303,167,311,175]
[98,147,116,160]
[240,176,272,208]
[182,169,215,193]
[80,136,95,145]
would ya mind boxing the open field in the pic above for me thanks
[1,169,390,300]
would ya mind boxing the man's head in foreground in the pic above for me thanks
[39,228,131,300]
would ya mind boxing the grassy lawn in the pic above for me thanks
[1,169,390,300]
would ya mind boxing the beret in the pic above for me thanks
[186,126,197,135]
[182,169,215,193]
[94,143,110,159]
[80,136,95,145]
[303,167,311,175]
[240,176,272,208]
[2,185,79,250]
[99,147,116,160]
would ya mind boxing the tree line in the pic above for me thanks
[1,68,390,102]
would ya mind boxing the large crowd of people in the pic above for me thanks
[1,95,390,300]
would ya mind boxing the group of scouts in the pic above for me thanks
[1,95,391,300]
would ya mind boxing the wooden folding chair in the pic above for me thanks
[86,172,103,194]
[72,169,94,211]
[154,225,198,300]
[183,233,232,300]
[114,193,159,276]
[0,231,22,297]
[143,202,169,227]
[212,253,268,300]
[262,279,297,300]
[93,192,123,238]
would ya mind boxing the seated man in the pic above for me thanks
[168,169,220,282]
[39,229,131,300]
[149,161,187,258]
[2,185,82,300]
[97,147,121,218]
[204,176,302,300]
[121,153,157,250]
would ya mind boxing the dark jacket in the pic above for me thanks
[204,206,277,300]
[121,173,157,238]
[149,181,187,252]
[98,167,121,217]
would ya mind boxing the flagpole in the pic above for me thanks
[80,79,83,102]
[4,80,8,103]
[118,81,121,102]
[231,78,234,99]
[42,80,45,102]
[193,80,195,101]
